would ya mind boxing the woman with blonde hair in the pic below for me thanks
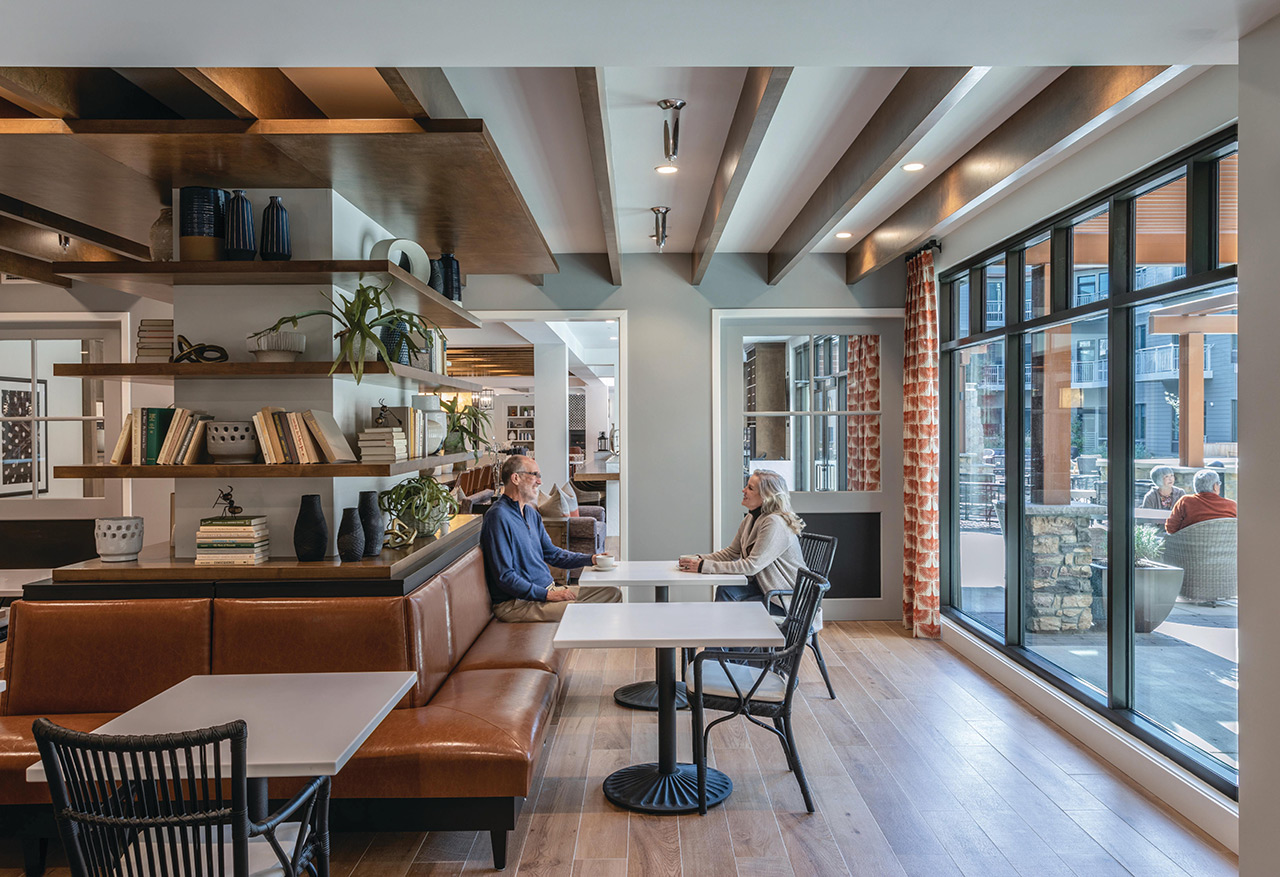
[679,469,805,605]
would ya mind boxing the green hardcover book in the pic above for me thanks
[144,408,176,465]
[199,515,268,526]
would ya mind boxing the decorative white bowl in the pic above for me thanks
[95,516,144,562]
[206,421,260,463]
[247,330,306,363]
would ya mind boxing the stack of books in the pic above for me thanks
[111,407,212,466]
[195,515,269,566]
[368,405,431,459]
[358,428,409,462]
[251,407,358,465]
[135,319,174,363]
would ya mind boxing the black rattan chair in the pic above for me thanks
[687,568,829,814]
[33,717,330,877]
[765,532,838,699]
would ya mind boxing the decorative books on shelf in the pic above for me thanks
[136,319,174,363]
[195,515,268,566]
[358,428,409,463]
[113,406,211,465]
[251,407,358,465]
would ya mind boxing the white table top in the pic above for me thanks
[579,560,745,588]
[554,602,786,649]
[28,671,415,783]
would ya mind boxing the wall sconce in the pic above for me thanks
[658,98,686,162]
[650,206,670,250]
[1058,387,1083,408]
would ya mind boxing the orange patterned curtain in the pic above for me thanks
[846,335,881,491]
[903,249,941,638]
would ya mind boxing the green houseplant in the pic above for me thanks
[441,396,492,459]
[250,278,439,383]
[1089,524,1185,633]
[378,475,459,542]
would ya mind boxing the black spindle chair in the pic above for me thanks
[33,717,330,877]
[764,532,838,699]
[688,568,829,813]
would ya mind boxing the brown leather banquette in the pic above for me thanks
[0,546,563,871]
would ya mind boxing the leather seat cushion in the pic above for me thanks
[302,668,558,799]
[440,548,495,660]
[0,713,119,804]
[686,661,787,703]
[453,621,566,675]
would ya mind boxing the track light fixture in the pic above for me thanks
[651,206,670,250]
[657,98,686,162]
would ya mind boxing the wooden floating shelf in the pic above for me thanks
[53,260,481,328]
[55,452,476,480]
[51,516,482,582]
[54,361,481,393]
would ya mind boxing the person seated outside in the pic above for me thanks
[1141,465,1186,511]
[678,469,804,612]
[1165,468,1237,534]
[481,454,622,622]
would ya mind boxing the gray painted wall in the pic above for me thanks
[461,252,905,561]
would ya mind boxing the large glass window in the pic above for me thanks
[1134,174,1188,290]
[1024,233,1052,320]
[954,341,1006,634]
[1132,287,1238,772]
[1218,152,1238,268]
[1073,208,1109,306]
[984,259,1006,331]
[954,275,971,339]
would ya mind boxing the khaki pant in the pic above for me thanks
[493,584,622,623]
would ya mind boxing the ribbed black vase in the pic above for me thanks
[358,490,385,556]
[428,259,445,295]
[439,253,462,302]
[260,195,292,261]
[293,494,328,562]
[178,186,227,260]
[225,189,256,261]
[337,507,365,562]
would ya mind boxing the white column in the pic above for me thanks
[1238,14,1280,871]
[533,343,569,488]
[585,379,609,455]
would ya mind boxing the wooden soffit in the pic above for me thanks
[845,66,1183,284]
[0,117,558,277]
[445,346,535,377]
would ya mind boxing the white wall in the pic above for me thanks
[461,252,904,561]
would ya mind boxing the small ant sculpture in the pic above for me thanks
[212,486,243,518]
[373,399,402,428]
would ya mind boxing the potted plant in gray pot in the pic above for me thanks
[1089,524,1185,632]
[440,396,492,462]
[378,475,460,546]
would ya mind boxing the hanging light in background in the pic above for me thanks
[650,206,670,250]
[475,387,494,410]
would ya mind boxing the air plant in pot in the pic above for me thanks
[250,278,439,383]
[378,475,459,546]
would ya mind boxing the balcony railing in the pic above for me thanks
[1067,343,1213,386]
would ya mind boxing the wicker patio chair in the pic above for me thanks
[1162,517,1237,603]
[33,717,330,877]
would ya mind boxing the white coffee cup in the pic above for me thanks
[596,554,616,569]
[679,554,700,565]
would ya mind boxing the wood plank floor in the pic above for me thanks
[0,621,1237,876]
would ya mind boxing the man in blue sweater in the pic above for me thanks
[481,455,622,622]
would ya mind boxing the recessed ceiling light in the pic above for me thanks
[655,164,678,175]
[835,232,853,239]
[902,162,925,172]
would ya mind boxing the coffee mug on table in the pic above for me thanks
[679,554,699,565]
[596,554,615,569]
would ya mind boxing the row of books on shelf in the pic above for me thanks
[251,408,357,465]
[108,407,359,466]
[136,318,174,363]
[195,515,268,566]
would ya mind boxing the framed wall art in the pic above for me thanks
[0,376,49,496]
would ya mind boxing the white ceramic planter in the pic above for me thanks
[247,330,306,363]
[206,421,260,463]
[95,517,144,562]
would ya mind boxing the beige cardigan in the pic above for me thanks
[700,512,804,597]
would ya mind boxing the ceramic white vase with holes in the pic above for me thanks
[95,517,144,562]
[247,330,306,363]
[206,422,260,463]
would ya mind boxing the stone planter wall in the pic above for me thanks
[1024,504,1104,632]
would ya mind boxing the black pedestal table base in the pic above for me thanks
[602,763,732,813]
[612,680,687,710]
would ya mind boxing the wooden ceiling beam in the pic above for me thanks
[845,66,1182,284]
[0,95,34,118]
[0,67,177,120]
[575,67,622,286]
[446,346,535,377]
[691,66,792,286]
[175,68,325,120]
[766,67,982,286]
[112,68,240,119]
[376,68,467,119]
[0,248,73,287]
[0,192,150,260]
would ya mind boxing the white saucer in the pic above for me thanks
[591,565,617,572]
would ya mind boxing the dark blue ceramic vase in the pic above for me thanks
[358,490,385,556]
[293,494,328,562]
[225,189,256,261]
[379,319,412,365]
[260,195,292,261]
[439,253,462,302]
[337,507,365,562]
